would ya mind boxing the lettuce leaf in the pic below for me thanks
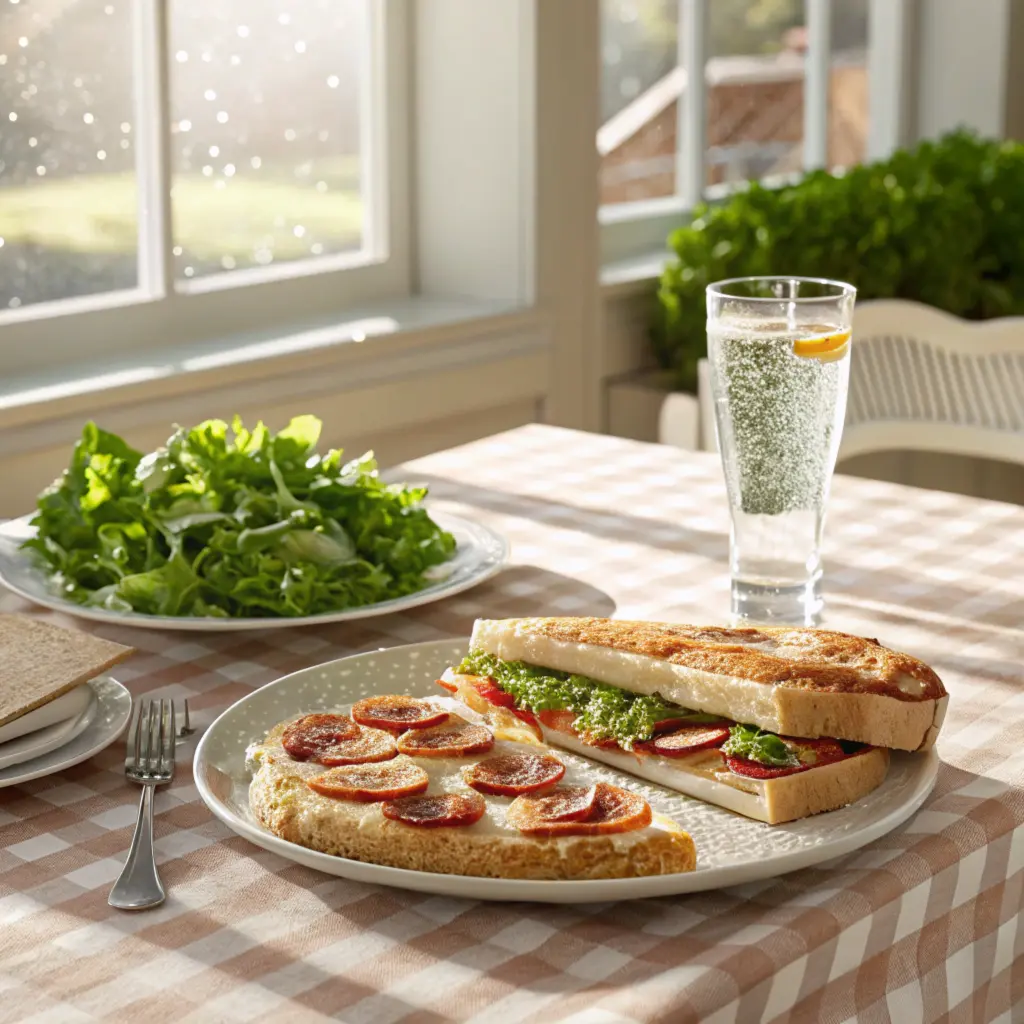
[721,725,800,767]
[23,416,456,618]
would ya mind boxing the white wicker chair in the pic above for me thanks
[841,301,1024,466]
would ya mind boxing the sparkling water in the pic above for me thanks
[708,318,850,624]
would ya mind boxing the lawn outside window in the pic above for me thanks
[0,0,410,379]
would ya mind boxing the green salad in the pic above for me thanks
[23,415,456,618]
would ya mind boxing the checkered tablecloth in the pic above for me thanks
[1,425,1021,1024]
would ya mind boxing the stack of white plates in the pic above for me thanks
[0,677,133,788]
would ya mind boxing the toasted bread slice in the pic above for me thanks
[0,614,134,726]
[471,618,947,752]
[248,700,696,881]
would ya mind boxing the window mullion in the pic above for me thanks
[676,0,707,208]
[867,0,913,160]
[804,0,831,170]
[133,0,174,298]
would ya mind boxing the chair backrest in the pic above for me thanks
[841,300,1024,467]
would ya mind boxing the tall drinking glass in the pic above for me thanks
[707,277,856,626]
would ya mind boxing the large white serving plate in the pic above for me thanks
[0,512,507,632]
[194,640,939,903]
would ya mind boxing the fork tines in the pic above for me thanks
[128,699,177,778]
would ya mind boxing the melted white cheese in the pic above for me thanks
[536,724,768,818]
[251,699,681,851]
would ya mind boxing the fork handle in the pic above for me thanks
[108,786,165,911]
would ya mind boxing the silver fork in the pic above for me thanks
[109,699,176,911]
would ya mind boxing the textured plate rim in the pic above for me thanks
[0,686,98,771]
[194,640,940,903]
[0,512,508,632]
[0,675,132,788]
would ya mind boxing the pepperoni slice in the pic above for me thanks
[351,695,449,732]
[464,752,565,796]
[307,761,429,801]
[316,726,398,767]
[382,791,486,829]
[396,720,494,758]
[726,738,849,780]
[507,782,652,837]
[652,717,698,734]
[282,713,360,761]
[636,724,731,757]
[508,784,598,824]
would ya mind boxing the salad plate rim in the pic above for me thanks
[0,511,508,632]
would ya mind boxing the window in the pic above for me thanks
[0,0,408,378]
[599,0,906,262]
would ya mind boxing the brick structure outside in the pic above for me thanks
[599,55,868,206]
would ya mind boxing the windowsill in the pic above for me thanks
[600,249,671,296]
[0,295,544,441]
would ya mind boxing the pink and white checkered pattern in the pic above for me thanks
[0,425,1021,1023]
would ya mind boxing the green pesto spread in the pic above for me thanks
[458,650,800,767]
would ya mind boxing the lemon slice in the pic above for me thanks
[792,331,851,361]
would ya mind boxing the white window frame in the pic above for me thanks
[600,0,917,266]
[0,0,411,380]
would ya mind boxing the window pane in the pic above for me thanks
[599,0,679,205]
[169,0,368,282]
[0,0,136,311]
[706,0,805,188]
[829,0,869,168]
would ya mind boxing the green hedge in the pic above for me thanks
[654,131,1024,392]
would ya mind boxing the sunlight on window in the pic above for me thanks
[169,0,368,283]
[0,0,137,309]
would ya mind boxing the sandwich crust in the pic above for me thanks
[504,618,945,701]
[471,618,947,752]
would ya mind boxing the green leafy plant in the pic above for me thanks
[655,131,1024,392]
[23,416,456,618]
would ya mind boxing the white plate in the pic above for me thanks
[0,512,507,632]
[0,677,132,788]
[0,684,93,745]
[194,640,939,903]
[0,686,97,770]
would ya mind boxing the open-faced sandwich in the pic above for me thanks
[439,618,948,825]
[248,693,696,880]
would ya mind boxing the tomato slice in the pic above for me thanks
[537,709,577,732]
